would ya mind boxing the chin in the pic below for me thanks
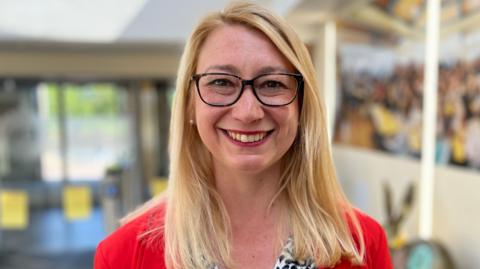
[228,157,274,173]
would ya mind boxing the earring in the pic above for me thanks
[189,119,194,125]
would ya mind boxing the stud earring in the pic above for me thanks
[189,119,195,125]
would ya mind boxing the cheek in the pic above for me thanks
[194,96,201,125]
[194,99,210,141]
[281,105,299,137]
[286,115,299,140]
[269,108,299,147]
[194,98,224,143]
[285,111,300,149]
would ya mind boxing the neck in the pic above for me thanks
[213,161,289,268]
[213,161,283,227]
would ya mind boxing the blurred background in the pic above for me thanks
[0,0,479,268]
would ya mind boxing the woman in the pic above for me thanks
[94,2,392,269]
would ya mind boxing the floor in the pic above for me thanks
[0,207,106,269]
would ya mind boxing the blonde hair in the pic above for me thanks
[127,2,365,268]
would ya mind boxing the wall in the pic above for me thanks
[333,144,480,269]
[0,43,181,79]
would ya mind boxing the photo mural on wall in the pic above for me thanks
[333,2,480,172]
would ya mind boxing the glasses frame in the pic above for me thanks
[191,72,303,107]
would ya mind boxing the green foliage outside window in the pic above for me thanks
[45,83,124,117]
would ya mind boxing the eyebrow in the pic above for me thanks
[256,66,292,74]
[203,65,293,76]
[204,65,238,74]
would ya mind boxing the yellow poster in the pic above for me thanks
[150,177,168,197]
[0,190,29,229]
[63,186,92,220]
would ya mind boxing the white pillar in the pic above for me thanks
[313,21,337,142]
[419,0,441,239]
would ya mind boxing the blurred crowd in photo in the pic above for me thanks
[334,56,480,170]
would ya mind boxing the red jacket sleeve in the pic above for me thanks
[93,205,167,269]
[94,240,112,269]
[358,211,393,269]
[93,214,144,269]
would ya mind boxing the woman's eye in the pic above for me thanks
[267,81,280,87]
[210,79,231,87]
[263,80,284,89]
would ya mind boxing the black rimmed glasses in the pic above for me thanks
[191,72,303,107]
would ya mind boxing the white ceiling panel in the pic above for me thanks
[118,0,231,42]
[0,0,276,44]
[0,0,148,42]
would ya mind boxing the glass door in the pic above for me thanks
[0,79,134,269]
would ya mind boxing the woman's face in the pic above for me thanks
[194,24,299,174]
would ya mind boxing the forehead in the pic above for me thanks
[196,24,293,74]
[202,23,272,48]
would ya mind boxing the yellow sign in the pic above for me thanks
[63,186,92,220]
[0,190,29,229]
[150,178,168,197]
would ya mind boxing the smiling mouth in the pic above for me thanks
[224,130,273,143]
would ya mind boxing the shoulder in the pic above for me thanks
[94,203,167,269]
[353,209,386,244]
[352,209,393,269]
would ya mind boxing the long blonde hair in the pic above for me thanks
[128,2,365,268]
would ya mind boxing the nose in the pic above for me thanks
[231,86,264,123]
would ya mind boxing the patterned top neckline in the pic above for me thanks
[210,237,316,269]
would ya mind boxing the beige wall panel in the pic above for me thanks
[333,144,480,269]
[0,50,180,79]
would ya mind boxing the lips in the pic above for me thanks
[221,128,274,144]
[227,130,267,143]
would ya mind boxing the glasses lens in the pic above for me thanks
[198,74,241,106]
[254,74,298,106]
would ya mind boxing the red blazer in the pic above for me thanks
[94,204,392,269]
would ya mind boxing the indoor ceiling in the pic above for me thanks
[0,0,298,44]
[1,0,480,46]
[0,0,231,43]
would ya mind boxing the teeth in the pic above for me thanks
[227,131,267,143]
